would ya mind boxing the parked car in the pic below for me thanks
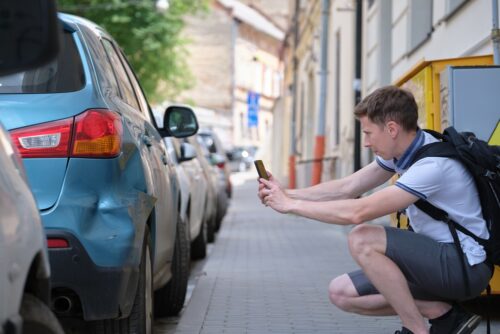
[0,123,64,334]
[227,145,258,172]
[182,135,219,243]
[154,107,211,258]
[163,136,209,259]
[197,129,231,231]
[0,13,198,333]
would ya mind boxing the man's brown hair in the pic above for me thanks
[354,86,418,131]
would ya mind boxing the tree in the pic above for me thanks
[58,0,207,102]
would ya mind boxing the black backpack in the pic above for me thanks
[408,126,500,297]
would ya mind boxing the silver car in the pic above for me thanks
[0,123,64,334]
[164,136,210,259]
[185,135,219,243]
[197,129,232,231]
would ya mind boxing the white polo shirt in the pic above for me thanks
[376,130,489,265]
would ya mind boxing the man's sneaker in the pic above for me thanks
[394,327,414,334]
[429,304,481,334]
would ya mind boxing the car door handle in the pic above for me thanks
[142,134,153,147]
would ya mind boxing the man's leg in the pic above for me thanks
[328,273,451,319]
[347,224,428,334]
[328,273,396,316]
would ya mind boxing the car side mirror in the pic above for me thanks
[164,105,199,138]
[0,0,60,76]
[179,142,197,162]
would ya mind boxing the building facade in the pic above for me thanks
[179,0,285,151]
[273,0,497,186]
[274,0,356,186]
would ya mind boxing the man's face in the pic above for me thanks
[360,116,394,160]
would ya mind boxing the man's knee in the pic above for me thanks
[348,224,386,259]
[328,274,357,312]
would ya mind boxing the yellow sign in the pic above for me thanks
[489,120,500,145]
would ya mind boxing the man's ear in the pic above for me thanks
[385,121,400,138]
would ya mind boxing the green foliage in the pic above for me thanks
[58,0,207,102]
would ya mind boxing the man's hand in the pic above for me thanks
[258,177,295,214]
[257,170,282,203]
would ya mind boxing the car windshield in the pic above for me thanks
[0,30,85,94]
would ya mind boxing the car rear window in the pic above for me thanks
[0,30,85,94]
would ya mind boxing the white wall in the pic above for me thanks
[360,0,495,168]
[391,0,496,82]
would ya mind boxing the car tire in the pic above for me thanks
[206,213,216,243]
[20,293,65,334]
[154,215,190,317]
[92,228,153,334]
[191,218,207,260]
[215,191,228,232]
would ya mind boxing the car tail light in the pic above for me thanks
[216,161,225,169]
[47,238,70,249]
[71,109,122,157]
[11,118,73,158]
[10,109,122,159]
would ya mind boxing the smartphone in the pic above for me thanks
[254,160,269,180]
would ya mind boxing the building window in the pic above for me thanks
[240,112,246,139]
[298,82,305,155]
[445,0,468,19]
[334,30,341,146]
[407,0,432,54]
[273,71,282,97]
[263,66,273,96]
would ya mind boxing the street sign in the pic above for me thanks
[247,91,260,128]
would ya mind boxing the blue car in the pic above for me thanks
[0,14,197,333]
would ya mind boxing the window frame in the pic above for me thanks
[101,38,141,111]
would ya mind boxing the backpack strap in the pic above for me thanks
[412,140,458,162]
[410,136,485,298]
[414,200,472,297]
[411,139,489,246]
[415,200,487,243]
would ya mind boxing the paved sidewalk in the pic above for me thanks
[156,172,498,334]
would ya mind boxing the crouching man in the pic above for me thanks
[257,86,492,334]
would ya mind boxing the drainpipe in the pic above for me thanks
[231,19,238,145]
[289,0,300,189]
[492,0,500,64]
[353,0,362,172]
[311,0,330,185]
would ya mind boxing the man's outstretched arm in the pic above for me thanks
[272,161,394,202]
[261,182,418,226]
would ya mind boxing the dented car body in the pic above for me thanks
[0,14,192,329]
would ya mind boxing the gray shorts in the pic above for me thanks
[348,226,493,301]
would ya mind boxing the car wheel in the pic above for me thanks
[92,228,153,334]
[191,217,207,260]
[20,293,65,334]
[154,214,190,317]
[215,191,228,232]
[207,213,216,243]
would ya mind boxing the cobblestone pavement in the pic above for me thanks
[155,171,499,334]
